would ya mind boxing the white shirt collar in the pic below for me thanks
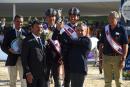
[32,33,43,47]
[70,23,78,27]
[15,28,22,37]
[48,24,56,28]
[15,28,22,32]
[32,33,40,41]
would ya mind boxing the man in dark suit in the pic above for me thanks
[57,22,91,87]
[1,15,27,87]
[55,7,81,87]
[60,7,81,87]
[21,20,47,87]
[43,8,61,87]
[68,23,91,87]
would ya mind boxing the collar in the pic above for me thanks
[43,22,56,30]
[48,24,56,31]
[15,28,22,32]
[32,33,40,41]
[70,23,78,27]
[48,24,56,28]
[109,24,118,31]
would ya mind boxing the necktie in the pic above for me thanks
[37,38,42,49]
[17,31,21,37]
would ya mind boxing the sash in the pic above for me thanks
[105,25,123,55]
[48,39,61,57]
[60,24,78,39]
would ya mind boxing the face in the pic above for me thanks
[69,15,79,24]
[76,26,87,37]
[108,15,118,26]
[31,24,43,36]
[46,15,56,25]
[14,17,23,30]
[1,18,6,23]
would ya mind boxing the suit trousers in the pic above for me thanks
[70,73,85,87]
[64,64,70,87]
[103,55,122,87]
[27,76,47,87]
[46,62,60,87]
[8,57,26,87]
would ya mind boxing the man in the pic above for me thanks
[42,8,61,87]
[67,7,80,29]
[57,22,91,87]
[1,15,27,87]
[99,11,128,87]
[0,17,7,45]
[68,23,91,87]
[0,17,6,34]
[63,7,80,87]
[21,20,47,87]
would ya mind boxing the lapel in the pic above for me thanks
[12,28,24,38]
[30,34,44,55]
[21,28,28,37]
[10,29,17,40]
[30,34,39,46]
[21,28,26,36]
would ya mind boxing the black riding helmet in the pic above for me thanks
[45,8,57,16]
[68,7,80,16]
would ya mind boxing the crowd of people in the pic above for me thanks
[0,7,129,87]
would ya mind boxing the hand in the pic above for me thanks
[56,21,64,31]
[26,72,33,84]
[58,58,63,65]
[8,48,15,54]
[119,58,125,70]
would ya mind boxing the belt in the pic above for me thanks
[105,53,120,56]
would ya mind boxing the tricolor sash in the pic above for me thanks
[48,39,61,57]
[60,24,78,39]
[105,25,123,55]
[50,39,61,53]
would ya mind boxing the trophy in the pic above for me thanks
[11,35,25,54]
[56,8,63,23]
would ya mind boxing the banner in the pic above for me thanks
[122,55,130,80]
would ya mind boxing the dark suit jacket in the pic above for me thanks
[21,34,46,79]
[58,32,72,66]
[45,27,61,65]
[1,28,28,66]
[68,37,91,75]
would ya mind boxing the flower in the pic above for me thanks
[19,35,26,40]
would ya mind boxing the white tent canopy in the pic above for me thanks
[0,0,120,3]
[0,0,120,17]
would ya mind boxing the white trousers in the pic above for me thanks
[8,57,26,87]
[92,47,99,63]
